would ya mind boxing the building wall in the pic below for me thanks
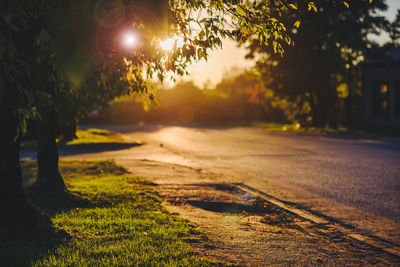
[362,61,400,127]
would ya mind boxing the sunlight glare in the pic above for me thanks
[160,36,184,51]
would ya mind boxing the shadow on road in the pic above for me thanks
[59,142,142,156]
[21,142,143,160]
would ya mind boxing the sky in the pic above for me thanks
[180,0,400,88]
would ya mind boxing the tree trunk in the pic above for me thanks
[0,86,53,240]
[326,81,337,127]
[310,91,323,126]
[310,78,337,127]
[60,117,78,142]
[33,102,66,192]
[345,67,354,128]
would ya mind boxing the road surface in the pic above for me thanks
[53,125,400,242]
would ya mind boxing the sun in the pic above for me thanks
[121,31,138,49]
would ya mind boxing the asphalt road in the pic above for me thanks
[56,125,400,235]
[62,124,399,260]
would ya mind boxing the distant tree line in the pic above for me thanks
[99,70,286,124]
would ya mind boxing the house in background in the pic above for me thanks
[362,48,400,127]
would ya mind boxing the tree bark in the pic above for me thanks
[345,66,354,128]
[0,85,53,240]
[310,91,323,126]
[310,76,337,127]
[33,101,66,192]
[60,117,78,142]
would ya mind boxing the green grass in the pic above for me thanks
[0,160,217,266]
[201,121,349,134]
[64,128,124,145]
[256,122,400,137]
[254,122,349,135]
[204,121,400,137]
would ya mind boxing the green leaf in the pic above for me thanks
[199,30,205,40]
[308,2,317,12]
[272,41,278,54]
[236,7,244,16]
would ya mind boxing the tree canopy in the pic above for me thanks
[247,0,387,126]
[389,9,400,47]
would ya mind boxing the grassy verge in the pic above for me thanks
[200,121,349,134]
[203,121,400,137]
[254,122,349,135]
[0,160,216,266]
[256,122,400,137]
[63,128,124,145]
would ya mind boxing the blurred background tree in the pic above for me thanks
[246,0,388,127]
[101,68,286,124]
[389,9,400,47]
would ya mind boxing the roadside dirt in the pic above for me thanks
[118,159,400,266]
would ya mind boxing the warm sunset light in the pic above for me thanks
[4,0,400,265]
[160,36,184,51]
[122,31,138,49]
